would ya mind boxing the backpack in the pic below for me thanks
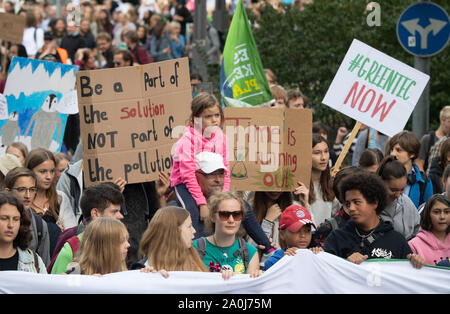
[33,213,43,244]
[47,233,81,273]
[66,235,81,255]
[196,237,250,271]
[28,249,40,273]
[407,167,430,206]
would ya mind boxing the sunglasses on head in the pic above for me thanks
[217,210,243,221]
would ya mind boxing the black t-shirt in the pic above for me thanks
[0,250,19,271]
[324,220,412,260]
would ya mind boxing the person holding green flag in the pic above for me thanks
[220,0,273,107]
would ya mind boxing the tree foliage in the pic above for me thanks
[248,0,450,133]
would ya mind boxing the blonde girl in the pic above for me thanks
[68,217,129,275]
[138,206,206,272]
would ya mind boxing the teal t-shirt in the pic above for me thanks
[193,237,257,274]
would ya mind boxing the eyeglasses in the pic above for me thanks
[217,210,243,222]
[113,61,122,66]
[10,187,38,194]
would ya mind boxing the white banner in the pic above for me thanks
[0,250,449,294]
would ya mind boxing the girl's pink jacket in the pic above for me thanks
[408,228,450,266]
[170,126,230,206]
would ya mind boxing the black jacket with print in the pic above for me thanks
[323,219,413,259]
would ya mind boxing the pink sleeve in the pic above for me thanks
[178,134,207,206]
[407,239,418,255]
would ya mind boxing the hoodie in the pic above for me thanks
[380,194,420,241]
[408,228,450,266]
[170,126,230,206]
[324,219,412,260]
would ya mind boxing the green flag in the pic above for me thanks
[220,0,273,107]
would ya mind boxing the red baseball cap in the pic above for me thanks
[278,204,315,232]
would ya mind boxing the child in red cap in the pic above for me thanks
[263,205,323,270]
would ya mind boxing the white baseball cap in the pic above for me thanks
[196,152,226,174]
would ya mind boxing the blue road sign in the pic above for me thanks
[397,2,450,57]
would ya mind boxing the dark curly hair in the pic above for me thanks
[0,191,32,250]
[339,171,387,215]
[332,166,366,203]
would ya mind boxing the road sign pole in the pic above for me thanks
[412,0,429,139]
[412,55,430,139]
[397,1,450,139]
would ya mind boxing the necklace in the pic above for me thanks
[213,235,234,258]
[32,200,49,215]
[355,226,376,249]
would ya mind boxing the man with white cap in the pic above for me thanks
[172,152,226,238]
[171,152,274,254]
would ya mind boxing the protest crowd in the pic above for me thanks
[0,0,449,291]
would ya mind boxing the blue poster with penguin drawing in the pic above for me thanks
[0,57,78,152]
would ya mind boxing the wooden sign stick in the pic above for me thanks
[333,121,362,172]
[1,40,8,77]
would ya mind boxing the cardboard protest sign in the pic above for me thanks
[0,57,77,152]
[224,107,312,191]
[322,39,430,137]
[77,58,191,186]
[0,13,26,44]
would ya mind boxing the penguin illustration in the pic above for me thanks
[24,94,63,150]
[0,111,20,147]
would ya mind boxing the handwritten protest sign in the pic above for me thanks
[0,13,26,44]
[322,39,430,137]
[224,107,312,191]
[1,57,76,152]
[77,58,191,186]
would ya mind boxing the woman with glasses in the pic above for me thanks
[5,167,51,266]
[194,191,263,278]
